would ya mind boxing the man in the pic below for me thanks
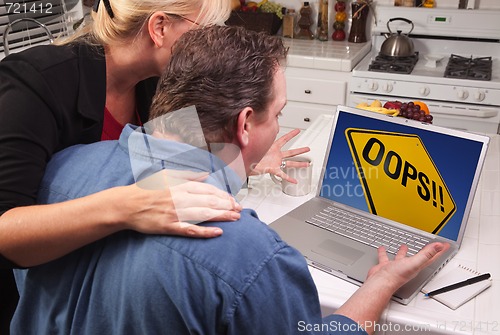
[12,26,448,335]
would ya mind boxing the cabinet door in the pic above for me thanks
[285,68,350,106]
[279,101,336,130]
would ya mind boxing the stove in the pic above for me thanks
[444,55,492,81]
[368,53,419,74]
[349,6,500,134]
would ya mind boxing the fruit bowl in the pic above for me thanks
[356,100,434,124]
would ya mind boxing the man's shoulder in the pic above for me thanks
[39,141,132,202]
[147,209,302,290]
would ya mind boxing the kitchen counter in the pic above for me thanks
[283,38,371,72]
[238,114,500,335]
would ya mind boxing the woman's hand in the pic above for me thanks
[0,169,242,267]
[251,129,310,183]
[119,170,242,238]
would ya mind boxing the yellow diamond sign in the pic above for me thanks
[345,128,456,234]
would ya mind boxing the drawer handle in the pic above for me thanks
[304,89,311,94]
[304,117,310,122]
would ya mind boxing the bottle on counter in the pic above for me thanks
[348,0,369,43]
[296,2,314,40]
[394,0,402,5]
[282,8,296,38]
[316,0,329,41]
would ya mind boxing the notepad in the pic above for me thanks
[422,264,492,310]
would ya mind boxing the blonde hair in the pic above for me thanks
[59,0,231,46]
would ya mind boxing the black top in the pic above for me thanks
[0,42,158,267]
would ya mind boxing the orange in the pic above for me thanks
[335,11,347,22]
[414,101,430,115]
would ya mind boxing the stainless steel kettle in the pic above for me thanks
[380,17,415,58]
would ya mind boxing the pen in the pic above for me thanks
[424,273,491,297]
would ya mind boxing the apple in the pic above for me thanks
[333,21,345,31]
[332,29,346,41]
[334,1,346,12]
[383,100,403,110]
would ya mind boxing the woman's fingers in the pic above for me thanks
[175,207,241,223]
[164,169,210,182]
[177,222,224,238]
[130,171,245,238]
[170,181,242,212]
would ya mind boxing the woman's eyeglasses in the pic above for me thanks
[165,13,200,26]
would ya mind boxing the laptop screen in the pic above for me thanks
[319,107,489,243]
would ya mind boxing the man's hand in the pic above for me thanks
[335,242,450,335]
[251,129,310,183]
[366,243,450,291]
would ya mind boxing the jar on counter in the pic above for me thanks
[316,0,329,41]
[282,8,296,38]
[296,2,314,40]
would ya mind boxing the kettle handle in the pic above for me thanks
[387,17,414,35]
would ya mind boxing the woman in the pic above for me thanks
[0,0,308,330]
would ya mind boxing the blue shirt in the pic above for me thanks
[12,125,367,335]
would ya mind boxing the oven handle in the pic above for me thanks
[429,106,498,118]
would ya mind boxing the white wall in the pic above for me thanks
[279,0,500,15]
[374,0,500,8]
[278,0,500,40]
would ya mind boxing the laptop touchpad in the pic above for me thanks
[312,239,364,265]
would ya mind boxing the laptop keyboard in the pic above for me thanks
[306,206,430,256]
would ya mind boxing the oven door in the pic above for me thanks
[348,93,500,134]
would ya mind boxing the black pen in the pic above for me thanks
[425,273,491,297]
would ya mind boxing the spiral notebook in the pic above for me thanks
[421,264,492,310]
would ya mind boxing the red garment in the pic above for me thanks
[101,107,142,141]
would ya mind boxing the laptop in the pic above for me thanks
[269,105,490,304]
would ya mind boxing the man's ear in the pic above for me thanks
[235,107,254,148]
[147,12,168,48]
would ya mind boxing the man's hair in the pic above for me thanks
[148,25,288,147]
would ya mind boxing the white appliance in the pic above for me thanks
[348,6,500,134]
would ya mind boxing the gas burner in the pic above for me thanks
[368,52,419,74]
[444,54,492,81]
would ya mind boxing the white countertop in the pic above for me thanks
[283,38,371,72]
[238,114,500,335]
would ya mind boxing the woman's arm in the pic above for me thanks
[0,179,241,268]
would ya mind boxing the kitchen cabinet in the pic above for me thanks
[277,38,371,138]
[280,67,351,130]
